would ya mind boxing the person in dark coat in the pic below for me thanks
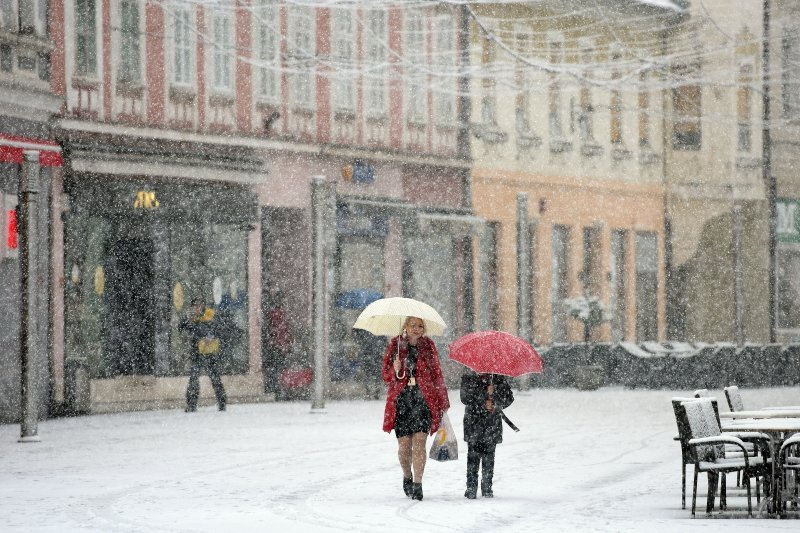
[382,316,450,501]
[180,298,227,412]
[460,370,514,498]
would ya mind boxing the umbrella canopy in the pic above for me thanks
[335,288,384,309]
[449,330,543,377]
[352,297,447,336]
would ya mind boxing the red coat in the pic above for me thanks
[382,335,450,435]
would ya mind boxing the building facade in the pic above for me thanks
[468,0,679,345]
[0,0,62,423]
[664,0,770,343]
[31,0,480,415]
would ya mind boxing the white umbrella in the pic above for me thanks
[352,297,447,336]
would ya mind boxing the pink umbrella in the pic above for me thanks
[448,330,543,377]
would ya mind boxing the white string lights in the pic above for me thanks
[135,1,800,134]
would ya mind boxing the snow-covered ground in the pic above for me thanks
[2,386,799,532]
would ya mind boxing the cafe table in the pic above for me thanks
[719,409,800,419]
[721,417,800,515]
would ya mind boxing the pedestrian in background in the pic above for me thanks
[263,289,293,396]
[181,298,227,412]
[460,370,514,498]
[382,316,450,501]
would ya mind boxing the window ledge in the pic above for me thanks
[639,150,661,166]
[550,139,573,153]
[334,109,356,121]
[209,93,235,107]
[582,143,604,158]
[517,134,542,149]
[611,146,632,161]
[736,156,763,170]
[169,85,196,104]
[472,123,507,144]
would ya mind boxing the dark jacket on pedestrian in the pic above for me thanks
[461,373,514,445]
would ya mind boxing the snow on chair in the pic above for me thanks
[724,385,745,412]
[682,399,769,517]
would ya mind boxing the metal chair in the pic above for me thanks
[724,385,745,412]
[681,399,770,516]
[778,433,800,517]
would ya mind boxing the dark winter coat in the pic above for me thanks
[461,373,514,445]
[382,335,450,435]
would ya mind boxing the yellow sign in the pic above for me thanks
[134,191,160,209]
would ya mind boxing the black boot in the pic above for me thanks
[403,477,413,497]
[411,483,423,501]
[464,486,477,499]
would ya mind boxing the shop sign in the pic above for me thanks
[1,193,18,260]
[777,198,800,243]
[133,190,160,209]
[336,205,388,237]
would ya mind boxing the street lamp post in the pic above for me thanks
[19,150,41,443]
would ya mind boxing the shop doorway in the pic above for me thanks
[106,237,155,375]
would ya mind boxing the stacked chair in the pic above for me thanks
[672,397,771,516]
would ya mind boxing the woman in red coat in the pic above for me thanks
[382,316,450,501]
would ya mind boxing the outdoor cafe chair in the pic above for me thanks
[672,396,759,509]
[724,385,746,412]
[778,433,800,517]
[681,399,771,517]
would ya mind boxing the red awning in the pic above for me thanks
[0,133,62,167]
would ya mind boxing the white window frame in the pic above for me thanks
[405,9,426,124]
[171,3,194,87]
[364,9,387,118]
[255,2,280,104]
[547,33,565,139]
[211,5,234,92]
[433,15,455,126]
[117,0,142,86]
[75,0,98,77]
[332,8,355,113]
[288,6,315,110]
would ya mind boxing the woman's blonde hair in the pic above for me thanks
[402,316,426,335]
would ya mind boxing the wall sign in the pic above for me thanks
[134,190,160,209]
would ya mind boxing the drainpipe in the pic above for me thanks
[763,0,776,343]
[19,150,41,443]
[734,203,744,345]
[516,193,531,343]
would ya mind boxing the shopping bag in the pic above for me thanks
[428,412,458,461]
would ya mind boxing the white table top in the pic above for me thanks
[720,417,800,433]
[719,409,800,419]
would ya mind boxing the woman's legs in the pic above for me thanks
[397,436,412,480]
[411,432,428,482]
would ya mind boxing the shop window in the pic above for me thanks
[778,248,800,330]
[635,232,658,341]
[551,225,570,343]
[610,230,628,342]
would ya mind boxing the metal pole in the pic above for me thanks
[516,193,531,343]
[311,176,327,411]
[734,203,744,346]
[763,0,776,343]
[19,150,41,443]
